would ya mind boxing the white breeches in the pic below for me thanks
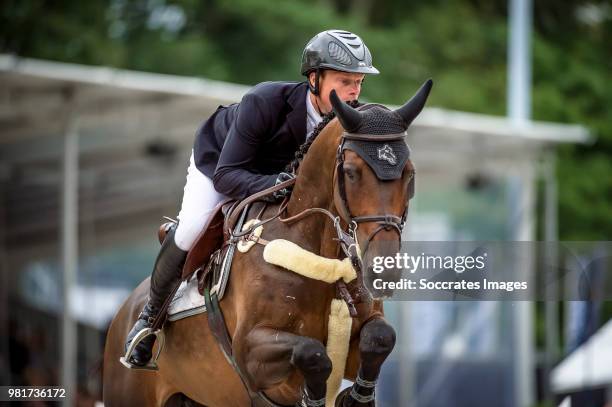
[174,151,227,251]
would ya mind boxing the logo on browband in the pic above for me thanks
[377,144,397,165]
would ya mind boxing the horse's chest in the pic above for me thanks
[250,287,330,337]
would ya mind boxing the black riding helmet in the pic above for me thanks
[301,29,379,95]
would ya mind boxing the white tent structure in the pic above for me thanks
[551,320,612,394]
[0,54,590,406]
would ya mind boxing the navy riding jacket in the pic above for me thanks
[193,81,309,199]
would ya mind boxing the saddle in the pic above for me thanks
[157,198,237,282]
[157,177,297,283]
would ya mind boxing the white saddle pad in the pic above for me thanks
[167,274,206,321]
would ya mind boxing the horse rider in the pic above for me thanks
[123,29,380,367]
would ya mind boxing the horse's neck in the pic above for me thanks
[285,125,341,258]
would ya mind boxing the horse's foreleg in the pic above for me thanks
[240,327,332,406]
[340,318,396,407]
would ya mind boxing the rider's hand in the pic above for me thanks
[275,171,295,185]
[271,172,296,201]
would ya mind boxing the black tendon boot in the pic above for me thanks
[124,228,187,366]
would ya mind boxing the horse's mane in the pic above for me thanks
[285,100,362,174]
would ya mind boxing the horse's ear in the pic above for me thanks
[329,89,362,133]
[394,79,433,128]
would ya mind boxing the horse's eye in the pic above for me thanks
[345,167,358,182]
[406,170,415,199]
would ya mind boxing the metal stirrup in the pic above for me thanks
[119,327,165,371]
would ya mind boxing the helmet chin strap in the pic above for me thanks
[309,69,328,116]
[309,68,321,95]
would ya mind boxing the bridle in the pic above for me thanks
[279,129,415,277]
[334,130,414,258]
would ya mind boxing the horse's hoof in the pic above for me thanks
[334,387,350,407]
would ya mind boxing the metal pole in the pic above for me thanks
[543,151,559,403]
[510,166,535,407]
[507,0,532,126]
[61,112,79,407]
[399,303,413,407]
[508,2,534,405]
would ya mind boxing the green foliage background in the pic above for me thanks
[1,0,610,240]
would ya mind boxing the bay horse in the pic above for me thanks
[103,79,432,407]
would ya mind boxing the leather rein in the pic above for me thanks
[229,130,411,295]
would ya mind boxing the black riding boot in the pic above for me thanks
[124,228,187,366]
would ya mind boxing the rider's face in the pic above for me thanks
[310,70,365,114]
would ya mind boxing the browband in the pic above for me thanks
[341,131,407,142]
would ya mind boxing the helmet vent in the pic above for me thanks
[334,30,356,38]
[328,42,352,65]
[327,30,365,60]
